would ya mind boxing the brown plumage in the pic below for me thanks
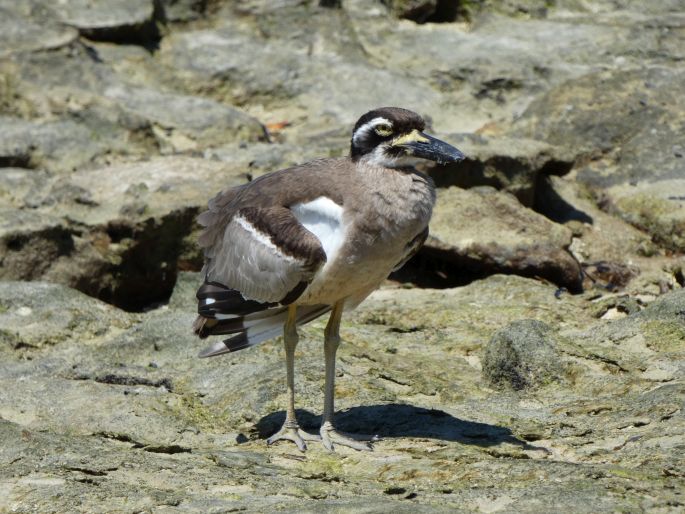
[192,107,464,451]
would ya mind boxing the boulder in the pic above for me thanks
[0,281,134,352]
[1,158,249,310]
[0,1,77,57]
[424,186,583,291]
[426,134,573,207]
[54,0,160,45]
[482,320,568,390]
[0,115,132,174]
[515,67,685,252]
[103,85,267,153]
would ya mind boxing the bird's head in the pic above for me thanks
[350,107,465,168]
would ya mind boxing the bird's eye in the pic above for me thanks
[374,124,393,137]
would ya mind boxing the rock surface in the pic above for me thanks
[1,0,685,511]
[1,158,250,310]
[516,66,685,252]
[482,320,567,390]
[425,186,582,291]
[1,278,683,512]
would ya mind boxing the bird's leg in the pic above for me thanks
[320,301,377,451]
[267,305,320,451]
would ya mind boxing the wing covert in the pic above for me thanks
[204,206,326,303]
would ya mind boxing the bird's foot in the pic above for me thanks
[320,421,378,452]
[267,422,321,452]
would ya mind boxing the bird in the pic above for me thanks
[192,107,464,451]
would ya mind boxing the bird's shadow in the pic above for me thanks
[255,403,531,449]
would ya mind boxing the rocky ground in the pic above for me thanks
[1,0,684,512]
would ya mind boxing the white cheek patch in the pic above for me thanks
[291,197,345,263]
[361,145,416,168]
[352,117,393,145]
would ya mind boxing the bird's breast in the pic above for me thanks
[351,169,435,248]
[294,167,435,306]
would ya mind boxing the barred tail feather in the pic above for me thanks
[198,305,331,358]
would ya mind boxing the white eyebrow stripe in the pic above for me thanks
[352,117,393,144]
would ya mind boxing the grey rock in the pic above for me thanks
[426,186,583,291]
[0,168,50,208]
[349,10,637,133]
[555,0,685,15]
[517,68,685,166]
[103,85,267,152]
[0,281,134,352]
[426,134,574,206]
[1,275,683,511]
[0,209,84,282]
[54,0,160,44]
[0,1,78,57]
[1,158,249,310]
[633,286,685,323]
[167,271,201,311]
[482,319,567,390]
[561,288,685,379]
[0,115,130,174]
[515,67,685,252]
[158,15,448,137]
[159,0,207,22]
[606,181,685,254]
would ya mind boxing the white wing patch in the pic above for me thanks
[291,197,345,264]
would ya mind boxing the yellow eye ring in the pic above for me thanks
[375,124,393,137]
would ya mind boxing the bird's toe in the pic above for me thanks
[320,422,378,452]
[267,425,321,452]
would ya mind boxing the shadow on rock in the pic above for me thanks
[255,404,527,448]
[535,175,594,225]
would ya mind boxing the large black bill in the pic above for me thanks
[403,133,465,165]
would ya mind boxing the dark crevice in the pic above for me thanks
[98,208,201,311]
[389,246,486,290]
[94,432,191,454]
[386,0,466,24]
[143,444,192,454]
[378,373,411,386]
[392,241,583,293]
[78,0,166,51]
[534,175,593,224]
[70,373,173,391]
[475,78,523,103]
[95,432,144,448]
[95,374,173,391]
[0,155,32,168]
[426,159,500,192]
[64,466,113,476]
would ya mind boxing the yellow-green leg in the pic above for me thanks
[267,305,321,451]
[320,300,377,451]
